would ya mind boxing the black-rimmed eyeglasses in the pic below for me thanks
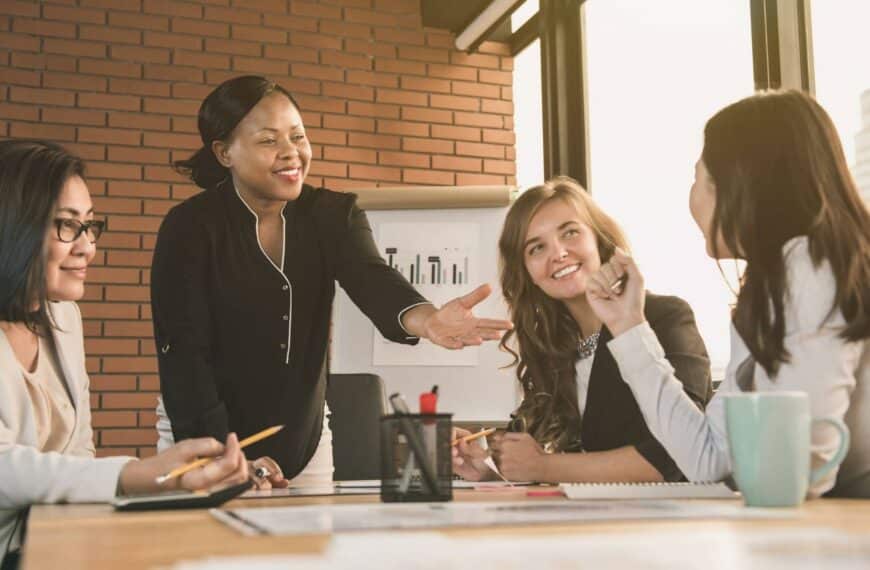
[53,218,105,243]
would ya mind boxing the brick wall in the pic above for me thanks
[0,0,516,457]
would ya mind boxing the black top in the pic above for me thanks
[516,293,712,481]
[150,183,426,476]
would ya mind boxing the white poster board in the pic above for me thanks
[331,188,518,421]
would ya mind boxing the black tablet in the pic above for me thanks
[112,479,253,511]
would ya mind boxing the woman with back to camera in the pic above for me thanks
[0,140,248,569]
[452,177,712,483]
[586,90,869,497]
[151,75,513,488]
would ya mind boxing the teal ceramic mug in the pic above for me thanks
[724,392,849,507]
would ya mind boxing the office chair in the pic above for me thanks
[326,373,387,480]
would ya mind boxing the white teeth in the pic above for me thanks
[552,264,580,279]
[276,168,299,175]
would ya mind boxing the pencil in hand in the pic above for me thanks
[451,427,496,447]
[155,425,285,485]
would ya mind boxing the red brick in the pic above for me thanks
[0,68,41,87]
[107,146,168,164]
[289,31,341,51]
[144,63,204,83]
[143,97,200,116]
[92,196,141,215]
[41,107,105,126]
[12,52,76,72]
[501,57,513,72]
[320,20,371,40]
[143,131,200,150]
[101,356,158,374]
[432,155,481,173]
[108,111,170,131]
[374,27,424,46]
[294,95,345,114]
[109,78,170,98]
[79,92,141,112]
[501,86,512,100]
[292,1,341,19]
[138,409,158,426]
[478,41,511,56]
[323,146,376,163]
[378,151,428,168]
[79,59,142,79]
[429,64,481,82]
[79,302,140,320]
[173,50,229,70]
[262,44,316,63]
[425,31,452,49]
[345,38,396,59]
[138,375,160,391]
[98,233,140,249]
[80,24,142,45]
[345,8,401,27]
[375,0,418,13]
[64,142,106,161]
[345,70,398,89]
[481,99,513,115]
[376,88,426,107]
[403,136,453,155]
[455,111,503,128]
[375,58,425,76]
[348,132,400,150]
[431,124,481,142]
[323,81,373,102]
[101,428,158,446]
[402,106,451,124]
[108,11,169,31]
[322,114,374,133]
[398,45,447,63]
[171,183,199,199]
[86,338,139,355]
[88,162,143,182]
[307,128,346,146]
[205,37,261,57]
[233,56,287,75]
[450,51,500,69]
[430,93,479,112]
[106,250,154,267]
[401,76,450,94]
[11,122,76,141]
[291,63,343,83]
[171,116,199,133]
[145,165,186,183]
[453,80,501,99]
[145,0,203,18]
[144,30,202,50]
[104,320,154,338]
[265,13,318,32]
[403,168,454,185]
[143,200,174,215]
[456,141,505,159]
[106,215,162,233]
[172,17,228,38]
[377,119,427,137]
[105,286,150,302]
[10,86,75,107]
[348,101,399,120]
[349,164,401,182]
[308,161,348,178]
[91,411,138,427]
[233,0,286,13]
[0,32,40,52]
[321,50,372,71]
[483,129,516,145]
[81,0,142,10]
[111,45,171,65]
[2,1,40,17]
[456,172,508,185]
[484,159,515,175]
[12,17,77,39]
[204,5,259,24]
[232,23,282,43]
[479,69,512,86]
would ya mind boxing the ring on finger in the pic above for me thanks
[254,466,270,479]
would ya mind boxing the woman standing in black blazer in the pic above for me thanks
[151,75,512,487]
[453,177,711,483]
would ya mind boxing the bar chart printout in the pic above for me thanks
[374,222,481,366]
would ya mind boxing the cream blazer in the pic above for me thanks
[0,301,132,556]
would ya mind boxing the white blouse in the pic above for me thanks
[607,237,869,497]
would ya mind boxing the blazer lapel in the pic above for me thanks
[580,327,615,437]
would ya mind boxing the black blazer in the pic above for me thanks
[150,183,426,477]
[518,293,712,481]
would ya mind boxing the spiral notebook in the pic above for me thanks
[560,481,739,500]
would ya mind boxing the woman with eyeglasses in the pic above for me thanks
[0,140,249,567]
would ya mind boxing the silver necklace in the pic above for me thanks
[577,331,600,360]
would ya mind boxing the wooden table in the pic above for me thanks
[22,490,870,569]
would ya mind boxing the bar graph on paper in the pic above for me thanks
[374,222,481,366]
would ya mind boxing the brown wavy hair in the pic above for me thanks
[703,90,870,376]
[498,177,629,451]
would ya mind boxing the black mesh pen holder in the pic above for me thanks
[380,413,453,502]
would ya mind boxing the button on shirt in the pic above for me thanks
[151,183,427,476]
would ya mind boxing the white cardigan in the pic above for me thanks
[608,237,869,497]
[0,301,132,556]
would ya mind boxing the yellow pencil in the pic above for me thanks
[451,427,496,447]
[155,425,284,485]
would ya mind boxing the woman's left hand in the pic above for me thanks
[490,432,547,481]
[249,456,289,490]
[586,249,647,337]
[420,284,513,350]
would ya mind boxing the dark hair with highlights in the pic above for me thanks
[0,139,85,333]
[498,177,630,451]
[703,89,870,376]
[174,75,301,189]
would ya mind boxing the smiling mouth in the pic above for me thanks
[551,264,580,279]
[61,267,87,277]
[273,167,301,178]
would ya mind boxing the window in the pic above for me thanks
[811,2,870,202]
[584,0,755,378]
[512,37,544,190]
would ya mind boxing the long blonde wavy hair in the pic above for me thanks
[498,177,630,451]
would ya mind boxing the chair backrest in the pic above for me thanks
[326,373,387,481]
